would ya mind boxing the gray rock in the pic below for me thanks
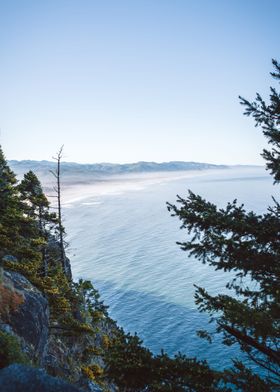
[88,381,104,392]
[0,364,83,392]
[0,271,49,365]
[78,379,104,392]
[1,255,18,263]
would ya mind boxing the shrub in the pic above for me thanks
[82,364,103,381]
[0,331,28,369]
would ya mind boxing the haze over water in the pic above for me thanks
[64,166,274,370]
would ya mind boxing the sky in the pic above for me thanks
[0,0,280,165]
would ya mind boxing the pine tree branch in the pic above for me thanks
[220,323,280,365]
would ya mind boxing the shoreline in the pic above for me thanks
[41,166,266,206]
[54,169,224,205]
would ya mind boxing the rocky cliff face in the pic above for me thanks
[0,269,49,366]
[0,267,108,391]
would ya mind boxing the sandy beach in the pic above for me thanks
[44,169,225,205]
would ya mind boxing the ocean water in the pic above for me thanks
[64,166,275,370]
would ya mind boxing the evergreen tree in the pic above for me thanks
[0,147,17,206]
[17,170,57,275]
[18,171,50,224]
[0,147,22,258]
[104,329,223,391]
[167,60,280,389]
[0,147,43,272]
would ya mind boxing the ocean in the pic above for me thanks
[63,166,275,370]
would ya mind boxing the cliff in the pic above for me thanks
[0,148,120,391]
[0,264,113,391]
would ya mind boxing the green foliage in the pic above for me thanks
[0,147,17,213]
[0,150,45,271]
[17,170,60,277]
[72,279,108,320]
[17,171,50,219]
[103,328,222,391]
[0,331,29,369]
[222,361,277,391]
[167,59,280,389]
[150,352,222,392]
[82,345,102,360]
[0,148,27,257]
[103,329,154,391]
[0,152,99,340]
[239,58,280,184]
[82,364,104,383]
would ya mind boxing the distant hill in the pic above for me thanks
[9,160,228,179]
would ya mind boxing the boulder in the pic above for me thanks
[0,364,83,392]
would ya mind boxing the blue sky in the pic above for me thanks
[0,0,279,164]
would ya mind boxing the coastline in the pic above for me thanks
[52,169,226,205]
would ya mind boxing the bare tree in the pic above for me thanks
[50,145,67,274]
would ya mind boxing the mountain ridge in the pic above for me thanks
[9,159,229,176]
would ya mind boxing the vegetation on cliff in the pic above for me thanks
[0,147,112,390]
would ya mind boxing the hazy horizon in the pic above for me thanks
[8,156,263,167]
